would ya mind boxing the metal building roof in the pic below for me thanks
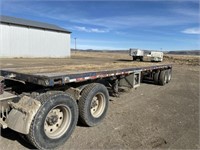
[0,15,71,34]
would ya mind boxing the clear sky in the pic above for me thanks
[0,0,199,51]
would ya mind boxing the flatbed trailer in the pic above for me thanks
[0,63,172,150]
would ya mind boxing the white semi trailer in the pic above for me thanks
[148,51,164,62]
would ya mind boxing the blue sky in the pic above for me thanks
[0,0,199,51]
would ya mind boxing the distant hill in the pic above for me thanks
[167,50,200,55]
[71,49,200,55]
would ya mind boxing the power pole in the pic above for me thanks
[74,38,77,50]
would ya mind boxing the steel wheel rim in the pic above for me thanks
[164,73,167,83]
[168,72,171,81]
[44,105,72,139]
[90,93,106,118]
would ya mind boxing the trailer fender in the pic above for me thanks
[5,96,41,134]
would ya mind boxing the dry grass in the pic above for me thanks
[164,54,199,65]
[10,61,166,74]
[71,51,130,59]
[73,52,200,65]
[1,51,199,74]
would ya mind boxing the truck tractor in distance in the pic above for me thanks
[129,48,144,61]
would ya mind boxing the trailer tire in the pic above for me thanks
[159,70,167,86]
[79,83,109,127]
[140,56,143,61]
[27,92,78,150]
[132,56,135,61]
[166,69,172,83]
[153,71,160,85]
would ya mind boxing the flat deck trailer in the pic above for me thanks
[0,63,172,150]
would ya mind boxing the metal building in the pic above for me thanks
[0,15,71,58]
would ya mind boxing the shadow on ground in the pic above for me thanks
[0,128,35,149]
[115,59,159,63]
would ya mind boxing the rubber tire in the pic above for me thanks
[153,71,160,85]
[166,69,172,83]
[140,57,143,61]
[27,92,78,150]
[78,83,109,127]
[159,70,167,86]
[132,56,135,61]
[140,72,144,83]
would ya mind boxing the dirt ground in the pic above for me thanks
[1,51,199,74]
[0,52,199,149]
[0,52,168,74]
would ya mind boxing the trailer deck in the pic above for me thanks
[0,63,172,87]
[1,60,167,73]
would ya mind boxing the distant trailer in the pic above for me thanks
[149,51,164,62]
[129,48,144,61]
[0,63,172,150]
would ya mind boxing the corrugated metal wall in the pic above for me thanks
[0,24,70,57]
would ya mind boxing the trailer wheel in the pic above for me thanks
[159,70,167,86]
[166,69,172,83]
[78,83,109,127]
[27,92,78,150]
[140,56,143,61]
[132,56,135,61]
[153,71,160,85]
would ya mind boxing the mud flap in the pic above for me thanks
[5,96,41,134]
